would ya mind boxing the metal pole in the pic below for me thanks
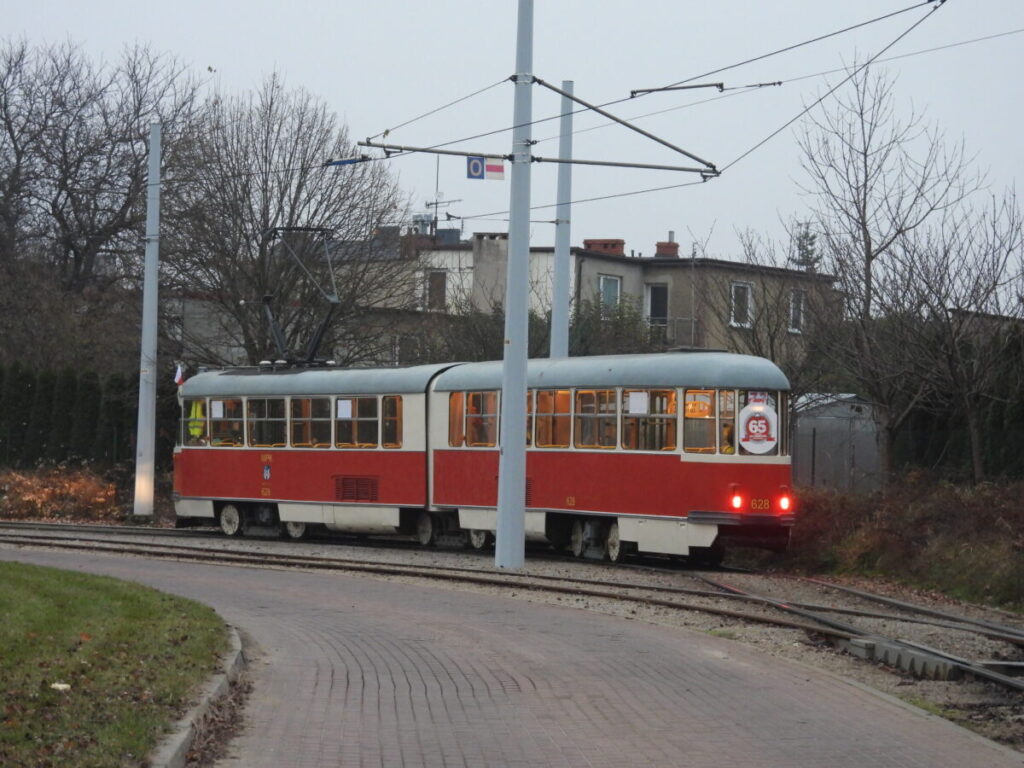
[550,80,573,359]
[495,0,533,569]
[132,122,161,517]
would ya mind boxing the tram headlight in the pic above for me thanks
[779,495,791,511]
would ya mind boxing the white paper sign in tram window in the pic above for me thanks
[627,391,649,415]
[336,399,353,419]
[211,400,225,419]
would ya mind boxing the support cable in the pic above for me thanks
[722,0,949,172]
[652,0,940,92]
[366,78,508,141]
[383,2,942,157]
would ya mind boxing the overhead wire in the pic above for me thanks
[162,7,1012,195]
[530,26,1024,147]
[722,0,948,171]
[382,1,941,158]
[366,77,508,141]
[656,0,938,90]
[458,2,960,222]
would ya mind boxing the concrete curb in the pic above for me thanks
[149,625,246,768]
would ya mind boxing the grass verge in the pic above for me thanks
[0,561,227,768]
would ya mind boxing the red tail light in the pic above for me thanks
[779,495,791,511]
[728,483,743,510]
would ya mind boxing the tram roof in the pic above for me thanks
[180,362,457,398]
[433,352,790,392]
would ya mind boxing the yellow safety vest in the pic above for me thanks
[188,401,205,438]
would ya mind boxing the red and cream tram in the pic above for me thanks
[173,352,794,561]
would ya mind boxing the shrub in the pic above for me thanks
[786,474,1024,608]
[0,468,120,522]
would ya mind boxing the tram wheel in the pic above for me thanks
[605,522,624,563]
[467,529,490,550]
[281,521,307,540]
[570,520,586,558]
[416,511,437,546]
[219,504,243,537]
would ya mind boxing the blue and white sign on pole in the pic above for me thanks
[467,156,505,180]
[467,156,485,179]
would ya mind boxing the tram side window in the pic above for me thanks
[247,398,287,447]
[574,389,616,449]
[683,390,716,453]
[336,396,378,448]
[779,392,789,456]
[382,395,403,448]
[290,397,331,447]
[719,389,736,455]
[622,389,677,451]
[209,398,244,447]
[466,391,498,447]
[535,389,570,448]
[525,392,533,447]
[181,398,207,446]
[448,392,465,447]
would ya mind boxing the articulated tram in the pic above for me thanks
[173,352,795,561]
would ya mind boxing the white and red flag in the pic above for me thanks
[173,364,184,386]
[484,158,504,180]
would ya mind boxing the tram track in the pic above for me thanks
[2,522,1022,695]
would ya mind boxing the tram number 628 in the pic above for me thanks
[750,498,770,510]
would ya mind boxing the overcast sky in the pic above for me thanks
[8,1,1023,259]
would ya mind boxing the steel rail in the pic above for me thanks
[3,523,1021,647]
[799,577,1024,643]
[693,574,1024,694]
[0,533,852,640]
[6,530,1023,693]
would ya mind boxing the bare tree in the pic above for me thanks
[163,74,414,367]
[891,190,1024,481]
[33,43,198,291]
[798,65,983,480]
[0,40,199,370]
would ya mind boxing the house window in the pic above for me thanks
[789,290,805,334]
[730,282,753,328]
[598,275,621,312]
[427,270,447,311]
[646,284,668,324]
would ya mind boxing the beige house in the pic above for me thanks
[172,226,833,368]
[418,232,834,359]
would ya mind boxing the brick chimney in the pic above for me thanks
[654,230,679,258]
[583,238,625,256]
[654,241,679,258]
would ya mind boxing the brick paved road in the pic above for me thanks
[3,548,1020,768]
